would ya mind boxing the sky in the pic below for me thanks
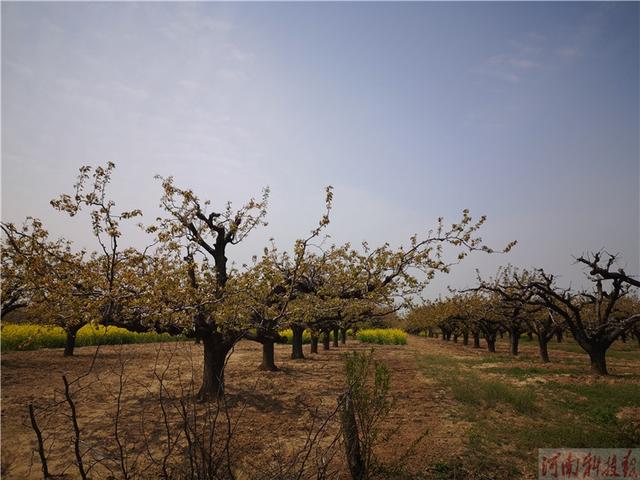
[2,2,639,298]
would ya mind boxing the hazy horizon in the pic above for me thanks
[2,2,638,298]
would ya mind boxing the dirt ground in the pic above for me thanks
[1,336,638,479]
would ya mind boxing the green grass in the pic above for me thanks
[416,348,640,479]
[1,323,186,351]
[418,355,538,415]
[356,328,407,345]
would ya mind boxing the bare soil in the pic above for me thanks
[1,336,638,479]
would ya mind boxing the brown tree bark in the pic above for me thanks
[198,331,233,400]
[63,326,81,357]
[589,347,608,375]
[310,332,319,354]
[473,332,481,348]
[322,330,331,350]
[340,392,365,480]
[333,327,340,347]
[509,327,520,356]
[259,339,278,371]
[538,336,550,363]
[485,333,497,353]
[340,327,347,344]
[290,325,305,360]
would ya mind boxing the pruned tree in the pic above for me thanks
[1,218,95,355]
[472,266,544,356]
[291,210,517,356]
[150,175,270,399]
[50,163,146,335]
[151,177,335,395]
[526,252,639,374]
[233,188,334,371]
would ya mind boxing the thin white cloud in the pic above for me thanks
[479,33,544,82]
[557,47,580,57]
[487,54,540,70]
[3,59,34,78]
[110,81,150,101]
[216,68,249,81]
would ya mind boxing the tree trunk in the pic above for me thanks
[291,325,305,360]
[310,333,319,354]
[340,328,347,344]
[538,336,550,363]
[453,334,458,343]
[259,339,278,371]
[473,332,480,348]
[462,332,469,346]
[486,334,497,353]
[556,330,563,343]
[589,347,608,375]
[340,392,365,480]
[333,328,340,347]
[63,326,80,357]
[509,328,520,356]
[198,332,232,400]
[499,331,504,339]
[322,330,331,350]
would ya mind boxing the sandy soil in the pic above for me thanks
[2,337,463,479]
[1,336,638,479]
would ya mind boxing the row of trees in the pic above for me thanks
[1,163,515,399]
[406,257,640,374]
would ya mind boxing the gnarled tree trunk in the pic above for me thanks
[485,333,497,353]
[538,336,550,363]
[340,327,347,344]
[322,329,331,350]
[509,327,520,356]
[199,331,233,400]
[588,347,608,375]
[310,332,319,354]
[333,327,340,347]
[63,325,81,357]
[291,325,305,360]
[260,339,278,371]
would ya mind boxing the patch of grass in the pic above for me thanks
[549,340,640,360]
[545,381,640,424]
[465,425,522,479]
[418,355,538,415]
[450,373,538,415]
[481,365,586,378]
[417,347,640,479]
[357,328,407,345]
[1,323,186,351]
[516,421,628,450]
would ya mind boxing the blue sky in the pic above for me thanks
[2,2,638,296]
